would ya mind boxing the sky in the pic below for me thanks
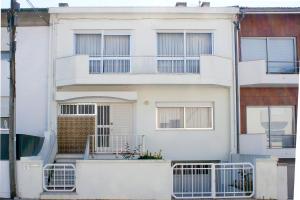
[1,0,300,8]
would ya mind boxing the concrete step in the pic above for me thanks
[55,154,83,164]
[40,191,78,200]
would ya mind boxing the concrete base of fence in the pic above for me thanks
[16,160,43,199]
[76,159,172,200]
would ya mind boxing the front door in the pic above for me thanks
[96,105,111,150]
[95,103,133,153]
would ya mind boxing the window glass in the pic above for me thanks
[75,34,102,56]
[186,33,212,56]
[185,107,212,128]
[104,35,130,56]
[246,107,269,134]
[267,38,295,73]
[157,33,184,56]
[0,97,9,118]
[0,117,9,129]
[270,106,294,135]
[241,38,267,61]
[157,107,184,128]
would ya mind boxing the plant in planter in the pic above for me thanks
[138,150,163,160]
[231,169,253,196]
[119,143,141,159]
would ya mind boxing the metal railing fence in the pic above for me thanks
[172,162,254,199]
[43,164,76,192]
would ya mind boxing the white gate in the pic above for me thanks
[43,164,76,192]
[172,163,254,199]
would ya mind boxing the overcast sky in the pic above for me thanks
[1,0,300,8]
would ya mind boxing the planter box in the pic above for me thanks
[76,159,172,200]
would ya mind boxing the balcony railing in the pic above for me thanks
[267,61,300,74]
[88,134,145,156]
[88,56,201,74]
[56,54,232,86]
[267,134,297,149]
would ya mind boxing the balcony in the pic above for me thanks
[55,55,232,86]
[240,133,296,158]
[239,60,299,86]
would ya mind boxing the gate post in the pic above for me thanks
[211,164,216,198]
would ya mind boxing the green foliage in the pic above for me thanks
[138,150,163,160]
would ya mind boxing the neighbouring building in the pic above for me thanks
[0,9,50,198]
[238,7,300,199]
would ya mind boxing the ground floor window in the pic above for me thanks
[156,103,213,129]
[246,105,296,148]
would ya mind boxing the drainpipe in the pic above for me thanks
[233,11,245,154]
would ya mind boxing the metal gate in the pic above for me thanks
[172,163,254,199]
[43,164,76,192]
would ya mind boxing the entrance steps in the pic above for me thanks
[55,154,83,164]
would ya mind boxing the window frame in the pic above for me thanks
[58,103,97,116]
[246,105,296,135]
[156,31,214,74]
[240,36,297,74]
[73,31,132,74]
[156,105,214,130]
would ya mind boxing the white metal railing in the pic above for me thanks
[89,134,145,155]
[88,56,201,74]
[43,164,76,192]
[172,163,254,199]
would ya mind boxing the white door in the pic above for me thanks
[95,104,133,152]
[111,104,133,136]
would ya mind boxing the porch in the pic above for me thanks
[56,102,145,159]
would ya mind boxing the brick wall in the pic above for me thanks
[57,116,95,153]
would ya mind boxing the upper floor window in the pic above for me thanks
[157,32,212,74]
[241,37,297,74]
[75,34,130,74]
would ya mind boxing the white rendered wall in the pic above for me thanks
[58,85,231,161]
[16,160,43,199]
[0,161,10,198]
[1,27,49,136]
[76,160,172,200]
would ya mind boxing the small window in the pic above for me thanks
[0,117,9,130]
[157,104,213,129]
[59,104,96,115]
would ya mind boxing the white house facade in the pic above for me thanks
[48,6,239,161]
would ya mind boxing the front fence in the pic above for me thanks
[43,164,76,192]
[172,163,254,199]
